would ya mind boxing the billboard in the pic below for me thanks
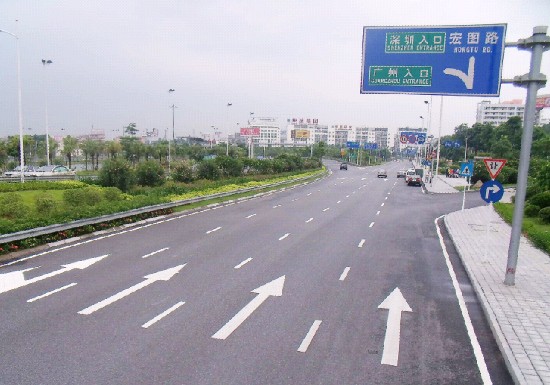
[536,95,550,109]
[361,24,507,96]
[291,129,310,139]
[240,127,260,136]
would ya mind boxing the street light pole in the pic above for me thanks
[1,23,25,183]
[42,59,53,165]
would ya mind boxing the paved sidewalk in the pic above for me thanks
[424,174,550,384]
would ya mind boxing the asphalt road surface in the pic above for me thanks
[0,160,513,385]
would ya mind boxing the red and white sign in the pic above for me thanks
[240,127,260,136]
[536,95,550,109]
[483,158,507,180]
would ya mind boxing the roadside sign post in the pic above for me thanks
[501,26,550,286]
[459,161,474,211]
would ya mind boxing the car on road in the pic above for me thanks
[405,169,423,186]
[377,169,387,178]
[3,165,36,177]
[396,170,406,178]
[340,162,348,170]
[30,165,75,177]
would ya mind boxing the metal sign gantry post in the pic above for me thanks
[502,26,550,286]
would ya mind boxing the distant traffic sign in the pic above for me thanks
[346,141,360,149]
[459,161,474,177]
[480,180,504,203]
[361,24,507,96]
[483,158,507,179]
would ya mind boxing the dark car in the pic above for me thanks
[340,163,348,170]
[377,169,387,178]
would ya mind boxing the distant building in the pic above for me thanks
[476,100,527,125]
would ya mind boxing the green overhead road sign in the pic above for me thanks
[369,66,432,87]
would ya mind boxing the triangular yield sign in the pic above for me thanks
[483,158,507,179]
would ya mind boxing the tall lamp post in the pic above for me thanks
[419,116,424,163]
[168,89,176,174]
[42,59,53,165]
[1,23,25,183]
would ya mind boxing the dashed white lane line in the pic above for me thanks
[322,207,330,212]
[297,320,322,353]
[376,211,381,216]
[273,205,282,208]
[246,214,256,219]
[142,301,185,329]
[346,195,350,198]
[385,197,388,200]
[307,193,313,196]
[142,247,169,259]
[337,200,341,204]
[206,226,222,234]
[234,258,253,269]
[339,267,351,281]
[279,233,290,240]
[306,218,313,223]
[358,239,366,248]
[381,203,385,207]
[369,222,375,228]
[27,283,77,303]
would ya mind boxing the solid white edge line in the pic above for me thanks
[435,216,492,385]
[298,320,322,353]
[339,267,351,281]
[142,301,185,329]
[27,283,77,303]
[234,258,253,269]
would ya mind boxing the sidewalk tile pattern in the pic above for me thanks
[445,206,550,385]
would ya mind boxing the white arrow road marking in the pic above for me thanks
[142,247,169,259]
[206,226,222,234]
[297,320,322,353]
[0,255,108,295]
[358,239,365,248]
[27,283,77,303]
[78,264,185,315]
[234,258,253,269]
[444,56,475,89]
[485,185,501,200]
[378,287,412,366]
[279,233,290,241]
[339,267,350,281]
[142,301,185,329]
[212,275,285,340]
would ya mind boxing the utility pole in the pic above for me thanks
[502,26,550,286]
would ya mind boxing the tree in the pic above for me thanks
[124,122,138,136]
[136,160,165,186]
[99,157,135,192]
[105,140,123,159]
[62,136,79,169]
[491,137,513,158]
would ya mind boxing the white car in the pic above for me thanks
[30,165,75,177]
[3,165,36,177]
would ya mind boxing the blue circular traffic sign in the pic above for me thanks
[480,180,504,203]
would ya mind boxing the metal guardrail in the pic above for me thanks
[0,171,327,245]
[0,175,79,183]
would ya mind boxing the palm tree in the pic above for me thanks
[63,136,79,169]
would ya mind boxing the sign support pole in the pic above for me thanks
[503,26,550,286]
[435,96,443,180]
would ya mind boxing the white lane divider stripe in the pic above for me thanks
[206,226,222,234]
[142,301,185,329]
[297,320,322,353]
[142,247,169,259]
[369,222,375,228]
[234,258,253,269]
[376,211,381,216]
[322,208,330,212]
[246,214,256,219]
[339,267,351,281]
[279,233,290,240]
[358,239,366,248]
[305,218,313,223]
[27,283,77,303]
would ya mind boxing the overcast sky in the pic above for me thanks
[1,0,549,141]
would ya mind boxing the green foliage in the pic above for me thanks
[103,187,124,201]
[99,158,136,192]
[63,187,103,206]
[136,160,165,187]
[0,180,87,193]
[540,207,550,224]
[197,160,221,180]
[35,193,58,216]
[524,204,541,218]
[528,191,550,209]
[0,192,30,220]
[172,160,195,183]
[215,156,243,177]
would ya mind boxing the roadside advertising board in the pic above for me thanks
[240,127,260,136]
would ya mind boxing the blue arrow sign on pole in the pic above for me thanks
[360,24,506,96]
[480,180,504,203]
